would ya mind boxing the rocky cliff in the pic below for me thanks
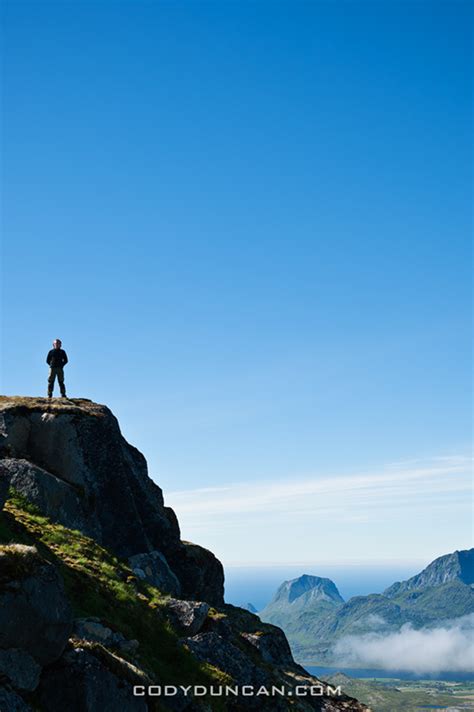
[0,397,223,605]
[0,397,369,712]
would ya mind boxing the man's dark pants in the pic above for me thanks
[48,367,66,397]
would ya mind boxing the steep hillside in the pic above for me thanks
[0,397,369,712]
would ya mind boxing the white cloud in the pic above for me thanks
[164,455,472,564]
[333,615,474,673]
[166,455,472,522]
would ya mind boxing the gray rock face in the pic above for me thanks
[183,631,271,689]
[0,398,224,605]
[240,630,293,666]
[164,599,210,636]
[0,648,41,691]
[129,550,181,596]
[0,458,86,533]
[38,647,147,712]
[0,686,34,711]
[0,545,73,665]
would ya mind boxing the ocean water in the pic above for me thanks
[223,563,422,610]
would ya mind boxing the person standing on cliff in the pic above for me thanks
[46,339,68,398]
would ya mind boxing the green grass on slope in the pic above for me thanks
[0,490,230,710]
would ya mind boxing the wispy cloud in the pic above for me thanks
[166,455,472,524]
[333,615,474,673]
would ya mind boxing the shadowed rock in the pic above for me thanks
[0,458,86,533]
[183,631,272,689]
[240,630,294,666]
[38,646,147,712]
[128,550,181,596]
[0,686,34,711]
[0,649,41,691]
[0,545,72,665]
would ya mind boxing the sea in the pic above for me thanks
[223,563,423,610]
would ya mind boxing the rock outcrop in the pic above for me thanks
[38,645,148,712]
[0,397,223,605]
[0,544,73,665]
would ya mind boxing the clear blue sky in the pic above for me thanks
[1,1,472,566]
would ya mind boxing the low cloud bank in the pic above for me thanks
[334,614,474,673]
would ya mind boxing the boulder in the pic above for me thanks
[0,458,87,534]
[0,648,41,691]
[240,630,293,666]
[128,550,181,596]
[182,631,271,688]
[164,599,210,636]
[172,541,224,606]
[0,686,34,711]
[0,545,72,665]
[37,646,148,712]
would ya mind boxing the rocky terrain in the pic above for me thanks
[0,396,369,712]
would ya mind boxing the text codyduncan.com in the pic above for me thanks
[134,684,342,698]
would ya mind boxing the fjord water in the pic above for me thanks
[305,667,474,682]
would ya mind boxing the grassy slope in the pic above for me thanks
[0,490,230,710]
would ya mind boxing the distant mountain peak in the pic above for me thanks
[384,548,474,597]
[272,574,344,605]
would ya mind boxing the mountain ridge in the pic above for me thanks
[259,549,474,666]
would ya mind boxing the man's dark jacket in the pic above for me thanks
[46,349,68,368]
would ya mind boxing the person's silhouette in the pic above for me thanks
[46,339,68,398]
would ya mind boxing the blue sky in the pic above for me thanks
[1,1,472,568]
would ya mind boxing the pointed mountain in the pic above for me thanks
[384,549,474,597]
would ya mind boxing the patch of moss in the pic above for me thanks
[0,396,107,418]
